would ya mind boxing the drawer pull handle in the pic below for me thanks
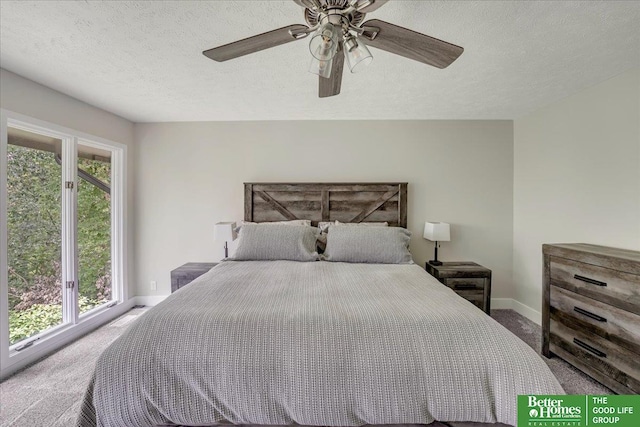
[454,284,477,290]
[573,306,607,322]
[573,338,606,358]
[574,274,607,287]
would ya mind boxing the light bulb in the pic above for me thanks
[309,46,333,78]
[309,23,339,61]
[344,35,373,73]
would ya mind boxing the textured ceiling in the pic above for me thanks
[1,1,639,122]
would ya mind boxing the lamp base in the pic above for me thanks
[428,260,443,266]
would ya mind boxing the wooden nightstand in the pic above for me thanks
[170,262,218,293]
[425,261,492,314]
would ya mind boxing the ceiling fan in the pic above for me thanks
[202,0,464,98]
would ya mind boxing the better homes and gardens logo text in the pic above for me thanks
[518,395,640,427]
[524,395,583,425]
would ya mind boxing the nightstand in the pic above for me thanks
[170,262,218,293]
[425,261,492,314]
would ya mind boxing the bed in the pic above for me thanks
[77,182,563,427]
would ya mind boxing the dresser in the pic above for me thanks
[542,243,640,394]
[170,262,218,293]
[425,261,492,314]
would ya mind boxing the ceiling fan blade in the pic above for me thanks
[319,44,345,98]
[203,24,309,62]
[355,0,390,13]
[361,19,463,69]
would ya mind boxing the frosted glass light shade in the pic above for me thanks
[344,37,373,73]
[423,222,450,242]
[214,222,237,241]
[309,23,339,61]
[309,50,333,78]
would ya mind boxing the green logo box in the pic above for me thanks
[518,395,640,427]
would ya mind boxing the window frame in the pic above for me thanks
[0,109,129,379]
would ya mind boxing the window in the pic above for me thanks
[77,141,115,315]
[6,127,65,345]
[0,110,126,378]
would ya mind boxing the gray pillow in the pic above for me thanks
[317,221,389,243]
[231,224,319,261]
[334,221,389,227]
[323,226,413,264]
[235,219,311,233]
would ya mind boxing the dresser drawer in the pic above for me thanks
[550,256,640,315]
[550,286,640,354]
[443,277,485,291]
[550,319,640,393]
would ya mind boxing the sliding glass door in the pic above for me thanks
[77,141,113,314]
[1,112,124,372]
[6,127,65,346]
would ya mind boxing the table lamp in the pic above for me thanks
[423,222,450,266]
[214,222,237,259]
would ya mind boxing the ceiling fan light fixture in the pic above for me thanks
[344,35,373,73]
[203,1,464,98]
[309,23,339,60]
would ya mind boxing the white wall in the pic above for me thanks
[513,68,640,317]
[0,68,136,298]
[134,120,514,299]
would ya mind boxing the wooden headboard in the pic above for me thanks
[244,182,408,228]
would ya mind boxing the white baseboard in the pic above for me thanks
[134,295,168,306]
[490,298,514,309]
[491,297,541,325]
[511,298,542,325]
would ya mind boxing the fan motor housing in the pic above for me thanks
[304,2,365,29]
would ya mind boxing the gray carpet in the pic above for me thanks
[490,310,610,395]
[0,308,610,426]
[0,309,146,427]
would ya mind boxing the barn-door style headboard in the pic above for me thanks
[244,182,408,228]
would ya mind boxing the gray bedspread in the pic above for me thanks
[77,261,563,427]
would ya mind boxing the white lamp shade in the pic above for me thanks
[214,222,237,241]
[423,222,450,242]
